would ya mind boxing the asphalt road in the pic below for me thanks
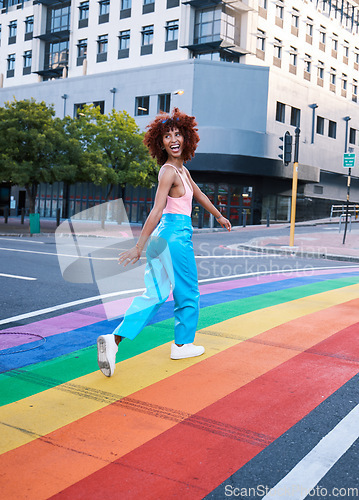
[0,224,354,329]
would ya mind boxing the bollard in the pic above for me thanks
[4,207,9,223]
[56,208,61,227]
[21,208,25,224]
[242,209,247,228]
[266,209,270,227]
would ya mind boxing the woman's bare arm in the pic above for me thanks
[185,168,232,232]
[119,166,176,266]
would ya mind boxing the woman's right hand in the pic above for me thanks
[119,245,142,267]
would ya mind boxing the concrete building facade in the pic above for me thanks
[0,0,359,225]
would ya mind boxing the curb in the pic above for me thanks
[238,244,359,263]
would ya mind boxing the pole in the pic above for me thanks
[343,167,351,244]
[343,116,351,244]
[289,128,300,247]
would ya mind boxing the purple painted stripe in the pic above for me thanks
[1,267,357,350]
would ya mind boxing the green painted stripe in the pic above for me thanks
[0,277,358,407]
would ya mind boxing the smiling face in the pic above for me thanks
[162,127,184,162]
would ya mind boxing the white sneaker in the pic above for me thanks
[170,343,205,360]
[97,334,118,377]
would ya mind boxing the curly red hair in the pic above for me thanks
[143,108,200,165]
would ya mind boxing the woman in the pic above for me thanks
[97,108,231,377]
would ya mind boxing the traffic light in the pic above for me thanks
[279,131,292,165]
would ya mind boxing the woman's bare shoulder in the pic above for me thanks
[158,164,177,181]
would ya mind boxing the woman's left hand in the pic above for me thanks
[119,246,142,267]
[216,215,232,232]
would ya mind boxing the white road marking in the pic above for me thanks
[0,288,145,326]
[0,273,37,281]
[0,237,44,244]
[263,404,359,499]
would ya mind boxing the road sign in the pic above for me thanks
[343,153,355,168]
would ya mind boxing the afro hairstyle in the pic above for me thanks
[143,107,200,165]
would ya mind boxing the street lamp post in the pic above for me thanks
[61,94,68,118]
[309,103,318,144]
[110,88,117,109]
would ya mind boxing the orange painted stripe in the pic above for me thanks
[1,298,359,500]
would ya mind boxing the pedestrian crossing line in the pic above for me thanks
[262,403,359,500]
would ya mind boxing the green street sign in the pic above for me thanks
[343,153,355,168]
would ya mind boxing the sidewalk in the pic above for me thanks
[236,218,359,262]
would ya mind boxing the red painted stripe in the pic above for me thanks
[52,323,359,499]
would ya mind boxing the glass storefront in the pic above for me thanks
[34,181,255,226]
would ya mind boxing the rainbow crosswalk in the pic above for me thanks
[1,267,359,499]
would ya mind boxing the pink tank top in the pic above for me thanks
[161,163,193,217]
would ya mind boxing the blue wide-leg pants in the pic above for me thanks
[112,214,200,345]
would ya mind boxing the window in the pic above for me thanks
[330,67,336,85]
[97,34,108,62]
[158,93,171,113]
[259,0,267,7]
[290,107,300,127]
[25,16,34,34]
[165,20,179,51]
[194,7,221,44]
[316,116,324,135]
[319,26,326,46]
[328,120,336,139]
[194,9,221,43]
[353,79,358,98]
[93,101,105,114]
[79,1,89,20]
[142,25,154,45]
[141,25,154,54]
[343,42,349,59]
[77,39,87,58]
[45,40,69,69]
[349,128,356,145]
[7,53,15,78]
[166,20,179,41]
[135,96,150,116]
[332,35,338,54]
[306,17,313,37]
[97,34,108,54]
[274,38,282,59]
[342,74,347,91]
[118,29,130,58]
[276,2,284,20]
[49,5,70,32]
[23,50,32,68]
[355,49,359,65]
[318,61,324,79]
[99,0,110,16]
[292,9,299,28]
[304,54,311,73]
[7,53,15,71]
[256,29,265,51]
[9,20,17,38]
[276,101,285,123]
[290,46,297,66]
[119,30,130,50]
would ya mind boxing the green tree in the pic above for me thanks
[0,99,83,213]
[65,105,158,202]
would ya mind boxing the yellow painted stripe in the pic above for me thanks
[1,283,359,455]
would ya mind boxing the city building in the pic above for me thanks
[0,0,358,226]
